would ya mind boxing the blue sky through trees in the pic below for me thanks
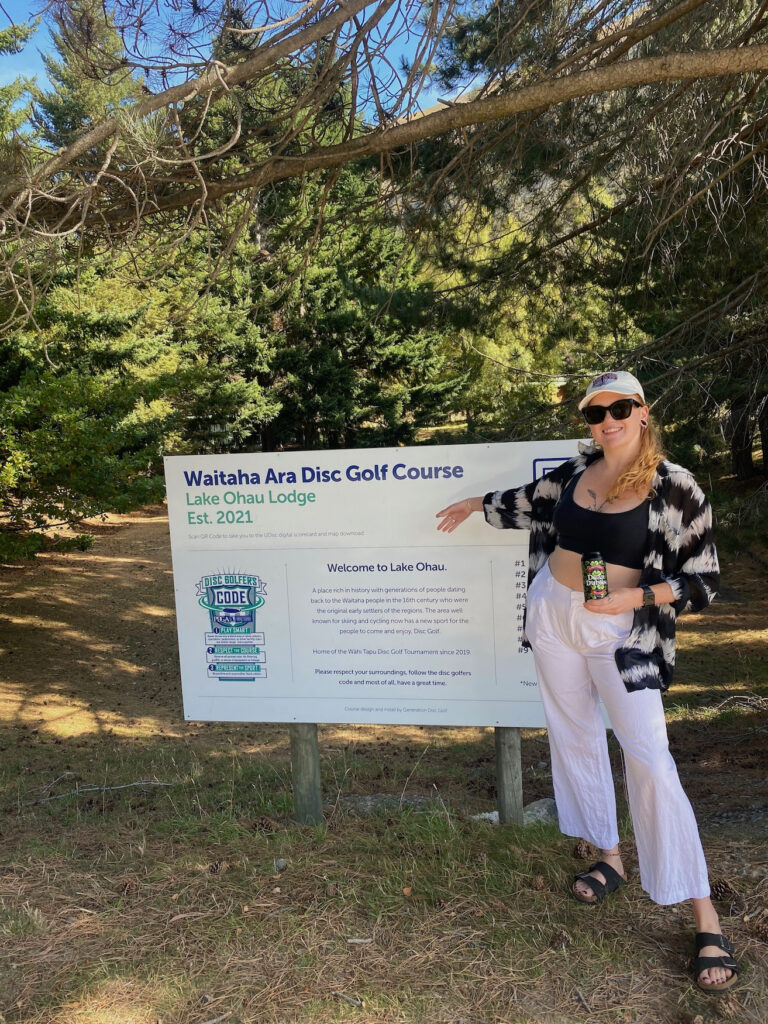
[1,1,51,86]
[0,1,450,113]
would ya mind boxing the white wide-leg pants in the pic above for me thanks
[525,561,710,905]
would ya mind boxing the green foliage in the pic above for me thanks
[249,170,459,450]
[711,483,768,551]
[408,1,768,461]
[592,79,768,471]
[32,1,142,148]
[1,14,459,540]
[1,273,168,528]
[0,530,92,563]
[0,20,37,169]
[16,0,768,548]
[426,207,643,439]
[0,259,280,530]
[0,21,36,56]
[169,43,464,452]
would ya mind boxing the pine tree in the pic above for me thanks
[171,22,463,453]
[33,0,142,149]
[0,9,276,552]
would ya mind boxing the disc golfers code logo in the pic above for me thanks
[196,573,268,682]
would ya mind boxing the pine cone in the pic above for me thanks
[710,877,737,901]
[549,928,572,948]
[749,914,768,943]
[250,815,278,834]
[572,839,594,860]
[120,876,139,898]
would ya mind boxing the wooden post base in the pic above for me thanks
[495,725,523,825]
[289,722,323,825]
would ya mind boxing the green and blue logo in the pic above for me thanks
[196,573,267,634]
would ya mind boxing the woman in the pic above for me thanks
[436,370,738,992]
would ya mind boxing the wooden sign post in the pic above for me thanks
[289,723,323,824]
[288,723,524,827]
[494,725,523,824]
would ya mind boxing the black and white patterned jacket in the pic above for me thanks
[483,446,719,692]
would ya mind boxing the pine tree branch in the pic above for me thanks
[0,0,379,210]
[18,42,768,233]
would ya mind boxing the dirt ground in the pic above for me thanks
[1,508,768,1023]
[2,505,767,818]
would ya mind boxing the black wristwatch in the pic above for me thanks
[641,585,656,607]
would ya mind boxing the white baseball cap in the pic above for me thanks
[578,370,646,410]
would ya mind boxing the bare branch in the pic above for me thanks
[224,0,323,37]
[24,780,178,806]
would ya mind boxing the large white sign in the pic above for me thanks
[164,441,580,726]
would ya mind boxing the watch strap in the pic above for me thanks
[641,585,655,607]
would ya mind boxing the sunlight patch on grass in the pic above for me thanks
[679,628,768,648]
[0,692,164,738]
[2,789,766,1022]
[135,603,174,617]
[46,977,177,1024]
[663,693,767,725]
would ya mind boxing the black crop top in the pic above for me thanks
[553,475,649,570]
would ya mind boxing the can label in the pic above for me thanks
[582,553,609,601]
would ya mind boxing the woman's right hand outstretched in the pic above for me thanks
[435,496,484,533]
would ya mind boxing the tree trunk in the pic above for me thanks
[758,395,768,475]
[728,398,754,480]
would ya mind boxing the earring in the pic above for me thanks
[640,419,648,428]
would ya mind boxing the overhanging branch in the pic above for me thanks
[0,0,378,210]
[19,42,768,231]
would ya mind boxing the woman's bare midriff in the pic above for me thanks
[548,546,642,592]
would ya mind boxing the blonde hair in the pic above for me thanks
[605,406,665,501]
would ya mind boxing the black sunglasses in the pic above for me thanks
[582,398,642,425]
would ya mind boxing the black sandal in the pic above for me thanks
[572,861,626,905]
[694,932,739,992]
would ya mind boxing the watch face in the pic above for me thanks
[643,587,655,606]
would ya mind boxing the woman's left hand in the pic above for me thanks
[584,588,640,615]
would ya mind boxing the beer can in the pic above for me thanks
[582,552,609,601]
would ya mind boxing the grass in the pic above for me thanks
[1,510,768,1022]
[0,813,571,1020]
[2,753,767,1024]
[2,712,767,1022]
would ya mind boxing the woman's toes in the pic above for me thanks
[698,949,732,987]
[702,968,729,986]
[573,880,595,900]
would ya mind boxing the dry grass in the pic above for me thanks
[2,804,767,1024]
[1,507,768,1023]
